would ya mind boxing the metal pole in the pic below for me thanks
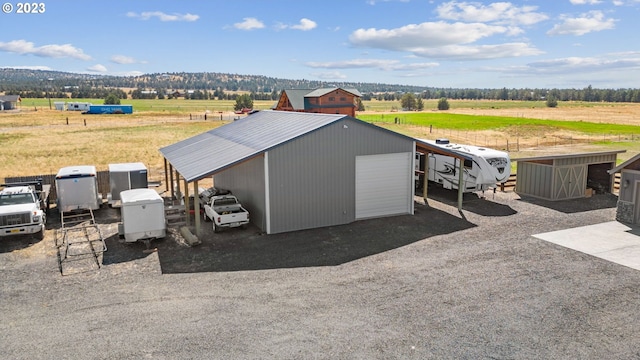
[164,159,169,195]
[422,153,429,202]
[184,177,190,227]
[193,180,200,237]
[457,158,464,211]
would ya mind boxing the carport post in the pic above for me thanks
[193,180,201,237]
[164,159,169,197]
[457,158,464,211]
[184,178,190,227]
[169,164,174,200]
[174,169,181,201]
[422,153,429,201]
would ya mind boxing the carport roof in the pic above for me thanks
[160,111,350,182]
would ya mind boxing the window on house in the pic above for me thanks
[329,97,335,101]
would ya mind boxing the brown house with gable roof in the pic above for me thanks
[273,88,361,117]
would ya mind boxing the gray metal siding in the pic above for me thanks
[619,170,640,203]
[267,118,414,234]
[214,155,267,231]
[555,153,618,166]
[516,162,553,199]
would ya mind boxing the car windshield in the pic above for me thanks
[0,193,35,206]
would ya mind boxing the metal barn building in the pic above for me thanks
[514,150,625,201]
[608,153,640,224]
[160,110,416,234]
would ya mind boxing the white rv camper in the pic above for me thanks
[55,165,102,213]
[416,139,511,192]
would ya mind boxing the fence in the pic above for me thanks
[384,118,637,152]
[4,171,111,202]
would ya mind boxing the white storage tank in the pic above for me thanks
[108,162,148,206]
[55,165,101,213]
[118,188,166,243]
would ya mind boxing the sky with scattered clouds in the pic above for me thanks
[1,0,639,88]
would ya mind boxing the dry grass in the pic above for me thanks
[0,109,225,181]
[1,101,639,182]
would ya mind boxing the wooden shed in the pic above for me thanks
[514,150,625,201]
[608,153,640,224]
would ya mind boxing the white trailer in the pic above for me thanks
[107,162,148,207]
[55,165,102,213]
[417,139,511,192]
[118,188,166,244]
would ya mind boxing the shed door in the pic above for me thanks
[355,152,412,219]
[554,165,586,199]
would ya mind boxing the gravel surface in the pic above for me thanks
[1,189,639,359]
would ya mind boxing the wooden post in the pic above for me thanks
[457,157,464,211]
[193,180,200,237]
[183,177,190,227]
[174,169,181,202]
[169,164,175,201]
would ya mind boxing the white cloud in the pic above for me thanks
[367,0,410,5]
[87,64,108,73]
[311,71,348,80]
[413,42,543,60]
[110,55,136,64]
[436,1,548,26]
[0,39,91,60]
[234,17,265,30]
[290,18,317,31]
[127,11,199,22]
[349,22,541,60]
[501,53,640,75]
[569,0,602,4]
[547,10,616,36]
[350,22,510,50]
[1,65,53,71]
[305,58,439,71]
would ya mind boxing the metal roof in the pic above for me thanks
[304,88,363,98]
[160,110,349,182]
[608,152,640,174]
[281,89,311,110]
[512,150,626,162]
[280,88,363,111]
[0,95,21,102]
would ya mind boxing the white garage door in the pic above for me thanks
[355,152,413,219]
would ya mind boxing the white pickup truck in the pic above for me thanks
[203,194,249,232]
[0,181,50,240]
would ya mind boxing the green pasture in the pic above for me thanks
[357,112,640,136]
[23,98,277,113]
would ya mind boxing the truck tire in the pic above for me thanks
[35,227,45,241]
[213,223,220,233]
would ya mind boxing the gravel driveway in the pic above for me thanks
[1,188,639,359]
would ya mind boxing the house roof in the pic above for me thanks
[160,110,351,182]
[0,95,21,102]
[279,88,362,111]
[281,89,311,110]
[608,152,640,174]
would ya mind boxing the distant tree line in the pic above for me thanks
[361,85,640,103]
[1,68,640,103]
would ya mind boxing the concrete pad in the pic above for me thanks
[533,221,640,271]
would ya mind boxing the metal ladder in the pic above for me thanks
[56,209,107,275]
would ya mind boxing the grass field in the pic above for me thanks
[1,99,639,182]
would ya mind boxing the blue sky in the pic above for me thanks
[1,0,639,89]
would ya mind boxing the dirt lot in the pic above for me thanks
[1,187,639,359]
